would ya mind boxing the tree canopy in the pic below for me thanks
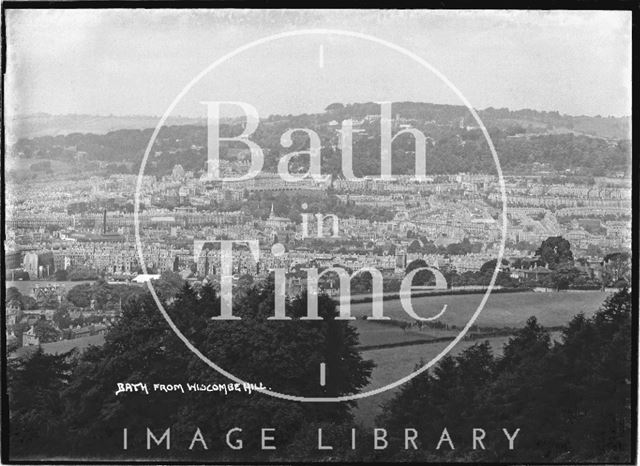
[376,288,632,462]
[8,280,374,460]
[405,259,435,286]
[535,236,573,270]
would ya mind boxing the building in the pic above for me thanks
[6,300,22,327]
[395,248,407,270]
[5,249,22,270]
[22,326,40,346]
[23,252,39,278]
[265,204,291,229]
[32,284,65,307]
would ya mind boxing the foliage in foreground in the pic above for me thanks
[375,288,633,463]
[6,287,633,462]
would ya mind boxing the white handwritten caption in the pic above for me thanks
[115,382,267,396]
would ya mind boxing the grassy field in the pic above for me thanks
[350,290,607,328]
[353,319,460,348]
[350,290,610,427]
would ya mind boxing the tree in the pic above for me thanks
[325,102,345,113]
[550,288,632,460]
[351,270,373,294]
[7,348,75,456]
[7,286,22,303]
[407,239,422,253]
[549,263,583,291]
[498,316,551,372]
[377,342,496,461]
[53,307,72,330]
[375,290,633,463]
[66,283,92,308]
[151,270,185,300]
[535,236,573,270]
[33,319,61,343]
[602,252,631,285]
[35,280,373,458]
[91,279,117,311]
[8,287,39,311]
[479,258,509,275]
[22,296,38,310]
[446,238,474,255]
[405,259,435,286]
[237,273,254,289]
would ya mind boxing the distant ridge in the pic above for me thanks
[8,102,631,142]
[320,102,631,141]
[6,114,207,144]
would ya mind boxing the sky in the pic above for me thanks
[4,9,632,119]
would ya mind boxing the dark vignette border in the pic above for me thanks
[0,2,637,465]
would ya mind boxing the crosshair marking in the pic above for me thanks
[318,44,324,68]
[320,362,326,386]
[135,28,507,403]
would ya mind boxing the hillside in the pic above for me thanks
[8,103,630,142]
[6,113,206,144]
[324,102,630,140]
[6,103,631,180]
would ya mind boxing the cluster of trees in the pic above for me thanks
[535,236,573,269]
[11,104,630,179]
[65,279,147,310]
[480,107,630,140]
[52,308,105,334]
[441,259,518,289]
[401,238,566,290]
[7,279,373,460]
[490,133,628,174]
[406,236,482,256]
[325,101,470,122]
[7,287,37,310]
[6,281,632,462]
[602,252,632,287]
[460,237,627,291]
[326,102,629,140]
[9,272,190,316]
[530,237,629,290]
[9,317,61,347]
[376,288,632,462]
[8,280,131,314]
[7,283,121,347]
[297,236,618,294]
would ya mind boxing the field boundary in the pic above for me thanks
[348,287,532,306]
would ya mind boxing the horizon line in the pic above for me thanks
[8,102,632,122]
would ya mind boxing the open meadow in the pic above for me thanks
[351,290,608,328]
[351,290,610,427]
